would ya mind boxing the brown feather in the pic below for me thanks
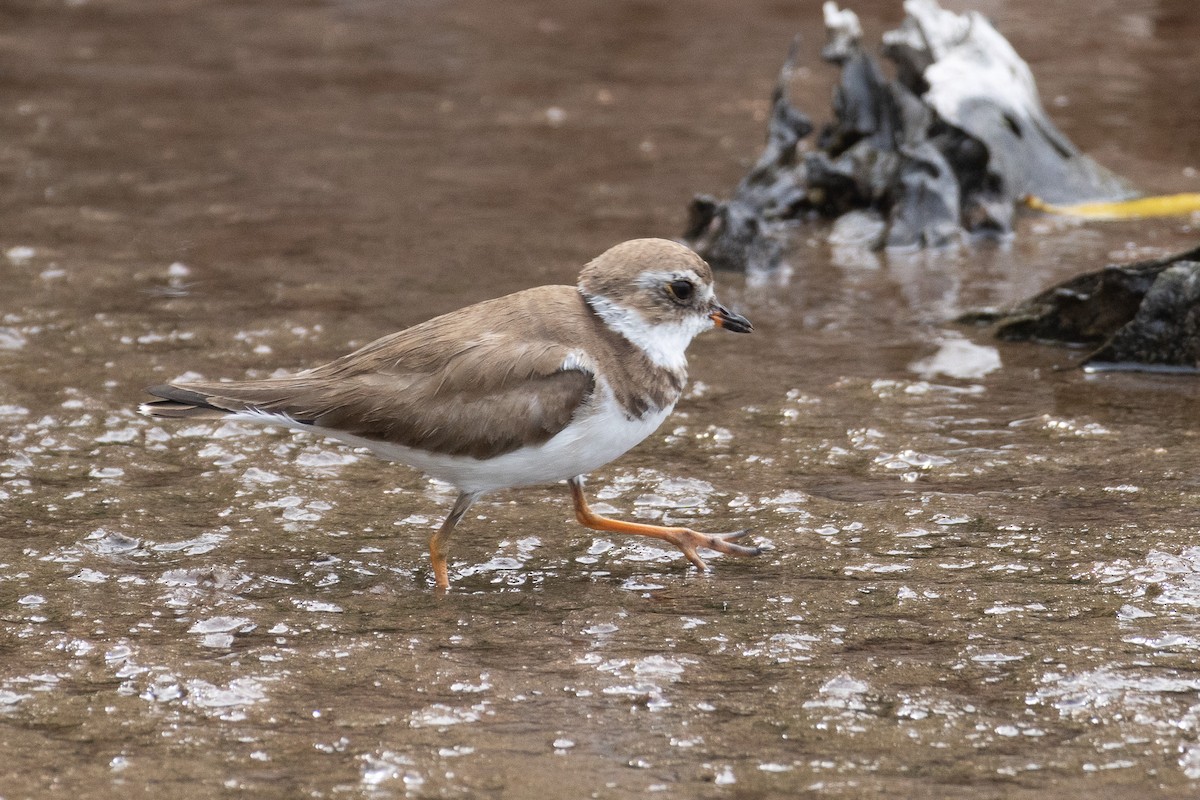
[143,286,686,460]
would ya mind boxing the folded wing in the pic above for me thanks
[143,291,597,460]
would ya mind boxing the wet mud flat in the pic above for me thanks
[3,0,1200,797]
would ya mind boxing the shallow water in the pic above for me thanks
[3,0,1200,797]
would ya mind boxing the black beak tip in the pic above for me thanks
[711,306,753,334]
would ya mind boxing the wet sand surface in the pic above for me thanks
[3,0,1200,796]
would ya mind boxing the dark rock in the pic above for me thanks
[1087,262,1200,369]
[962,244,1200,371]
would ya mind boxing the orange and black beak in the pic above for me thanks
[709,302,753,334]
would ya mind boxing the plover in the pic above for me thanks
[141,238,759,588]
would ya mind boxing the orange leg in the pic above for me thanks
[429,491,479,590]
[568,477,760,571]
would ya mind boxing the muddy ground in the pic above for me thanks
[2,0,1200,797]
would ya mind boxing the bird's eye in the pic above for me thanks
[666,279,694,302]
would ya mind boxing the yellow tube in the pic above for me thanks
[1024,193,1200,220]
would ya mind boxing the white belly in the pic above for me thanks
[231,389,673,495]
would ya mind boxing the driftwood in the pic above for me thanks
[686,0,1136,271]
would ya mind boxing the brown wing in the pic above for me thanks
[143,286,598,460]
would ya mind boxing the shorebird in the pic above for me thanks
[141,238,759,588]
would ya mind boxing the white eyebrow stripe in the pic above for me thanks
[634,269,706,290]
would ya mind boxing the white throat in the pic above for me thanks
[583,291,711,371]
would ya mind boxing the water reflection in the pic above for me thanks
[909,334,1003,380]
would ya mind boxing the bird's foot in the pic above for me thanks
[569,477,761,574]
[658,527,761,571]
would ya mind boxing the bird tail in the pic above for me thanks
[139,380,316,422]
